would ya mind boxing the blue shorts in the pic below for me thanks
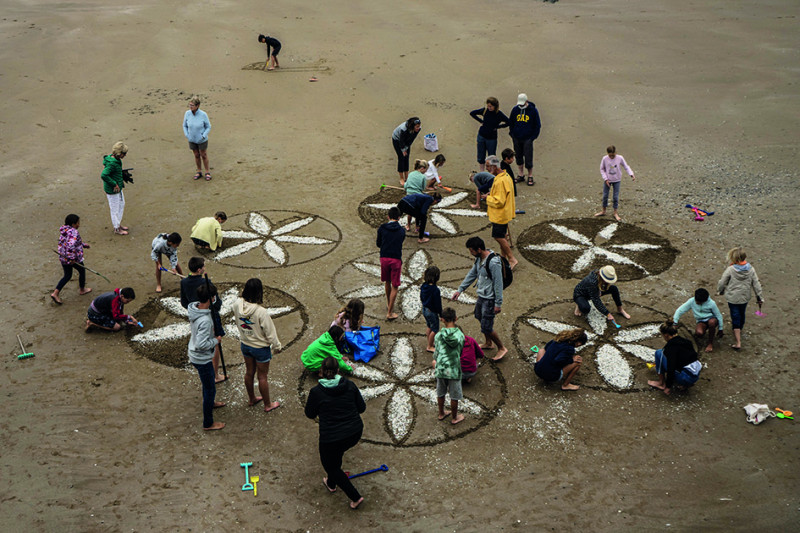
[422,306,440,332]
[241,343,273,363]
[474,296,496,334]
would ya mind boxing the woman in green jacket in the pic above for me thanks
[101,141,129,235]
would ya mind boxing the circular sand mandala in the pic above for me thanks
[126,283,308,368]
[358,187,490,238]
[332,248,479,323]
[210,210,341,269]
[298,333,506,447]
[517,218,678,280]
[512,300,696,392]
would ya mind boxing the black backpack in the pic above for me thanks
[484,253,513,289]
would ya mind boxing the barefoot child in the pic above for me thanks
[234,278,283,413]
[425,154,446,189]
[420,265,442,352]
[181,257,225,382]
[534,328,587,391]
[432,307,466,424]
[86,287,137,332]
[190,211,227,250]
[188,284,225,430]
[648,320,702,396]
[376,207,406,319]
[151,232,184,293]
[594,145,635,221]
[51,214,91,304]
[673,288,724,353]
[302,326,354,374]
[460,334,484,383]
[257,34,281,70]
[332,298,365,332]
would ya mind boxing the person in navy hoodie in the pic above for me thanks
[508,93,541,186]
[376,206,406,320]
[396,192,442,244]
[470,96,509,172]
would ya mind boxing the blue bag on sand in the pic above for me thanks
[345,326,380,362]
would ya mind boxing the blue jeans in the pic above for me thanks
[192,361,216,428]
[476,134,497,164]
[654,349,700,388]
[602,181,621,209]
[728,302,747,330]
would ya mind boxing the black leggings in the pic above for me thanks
[319,430,363,502]
[392,138,410,173]
[574,286,622,315]
[56,263,86,291]
[397,200,428,235]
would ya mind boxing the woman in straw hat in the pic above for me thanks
[572,265,631,322]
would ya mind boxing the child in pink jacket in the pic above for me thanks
[461,335,485,383]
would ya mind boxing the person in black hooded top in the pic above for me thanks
[648,320,702,395]
[305,356,367,509]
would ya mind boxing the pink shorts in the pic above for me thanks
[380,257,402,287]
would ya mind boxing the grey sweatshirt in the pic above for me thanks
[457,251,504,306]
[188,302,219,365]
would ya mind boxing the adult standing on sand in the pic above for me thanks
[183,96,212,181]
[304,356,366,509]
[101,141,130,235]
[717,246,764,351]
[257,34,281,70]
[470,96,509,172]
[508,93,541,186]
[392,117,421,185]
[485,155,517,269]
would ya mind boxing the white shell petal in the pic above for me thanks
[367,203,398,210]
[159,297,188,318]
[360,384,394,401]
[618,343,656,362]
[343,284,389,299]
[440,286,477,304]
[248,212,272,236]
[596,344,632,389]
[400,288,421,320]
[273,235,332,244]
[407,250,429,281]
[221,230,260,239]
[353,261,383,277]
[132,322,192,343]
[597,223,618,240]
[263,239,286,264]
[265,306,294,317]
[408,385,483,415]
[272,216,314,236]
[609,243,661,251]
[429,212,457,234]
[615,323,662,343]
[525,243,584,251]
[550,223,592,245]
[408,368,435,383]
[390,337,414,380]
[352,364,393,382]
[586,306,608,335]
[436,191,469,208]
[214,239,261,260]
[594,247,649,273]
[386,388,413,441]
[571,248,597,272]
[436,208,488,217]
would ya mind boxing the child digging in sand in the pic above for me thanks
[534,328,587,391]
[432,307,466,424]
[151,232,184,293]
[673,288,724,352]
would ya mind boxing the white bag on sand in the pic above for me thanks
[743,403,775,425]
[424,133,438,152]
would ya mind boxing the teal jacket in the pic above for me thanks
[434,327,465,380]
[673,297,724,331]
[101,155,124,194]
[302,332,353,373]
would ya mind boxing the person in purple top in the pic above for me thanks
[508,93,541,186]
[470,97,509,172]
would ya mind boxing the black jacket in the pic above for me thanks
[305,378,366,443]
[663,336,699,388]
[376,221,406,260]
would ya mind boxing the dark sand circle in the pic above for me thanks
[517,217,679,281]
[297,332,506,447]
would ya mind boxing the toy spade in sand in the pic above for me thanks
[775,408,793,417]
[610,319,622,329]
[250,476,259,496]
[755,302,765,317]
[776,413,794,420]
[240,462,254,491]
[17,335,34,359]
[348,464,388,480]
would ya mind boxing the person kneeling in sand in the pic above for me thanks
[190,211,227,250]
[85,287,137,332]
[648,320,702,396]
[573,265,631,322]
[302,326,354,374]
[673,287,724,353]
[432,308,466,424]
[534,328,587,391]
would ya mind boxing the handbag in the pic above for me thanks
[423,133,438,152]
[345,326,380,362]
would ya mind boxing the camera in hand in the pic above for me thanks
[122,168,134,184]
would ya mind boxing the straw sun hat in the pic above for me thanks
[599,265,618,284]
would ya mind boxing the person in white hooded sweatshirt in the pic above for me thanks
[188,284,225,431]
[233,278,283,413]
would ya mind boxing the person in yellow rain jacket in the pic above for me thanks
[485,155,517,269]
[190,211,227,251]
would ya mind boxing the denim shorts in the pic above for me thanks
[474,296,496,334]
[422,306,440,332]
[241,343,273,363]
[436,377,463,400]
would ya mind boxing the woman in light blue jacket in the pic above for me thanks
[183,96,212,180]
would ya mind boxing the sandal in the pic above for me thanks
[193,172,202,180]
[205,173,212,181]
[114,228,129,235]
[527,177,534,186]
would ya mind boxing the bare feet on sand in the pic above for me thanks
[647,380,666,390]
[155,285,162,293]
[492,347,508,361]
[264,401,281,413]
[479,343,494,350]
[562,384,580,391]
[618,308,631,319]
[323,477,336,493]
[387,312,399,320]
[438,411,451,421]
[426,347,435,353]
[574,305,582,317]
[418,237,430,244]
[614,213,622,221]
[451,414,465,425]
[705,344,714,353]
[249,397,263,407]
[213,401,226,408]
[509,259,519,270]
[79,288,92,295]
[50,292,62,304]
[350,497,364,510]
[594,211,606,217]
[203,422,225,431]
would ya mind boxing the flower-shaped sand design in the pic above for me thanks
[213,211,341,269]
[518,218,678,281]
[299,334,505,447]
[358,188,489,237]
[332,249,477,321]
[514,300,693,391]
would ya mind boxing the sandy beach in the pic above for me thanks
[1,0,799,530]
